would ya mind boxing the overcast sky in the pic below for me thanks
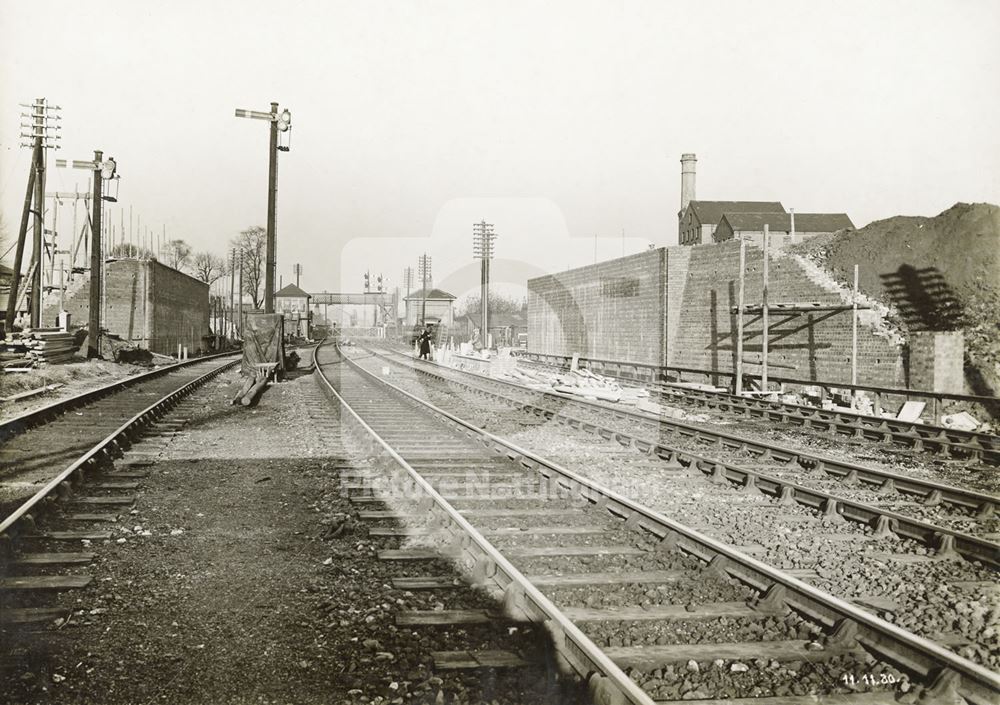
[2,0,998,300]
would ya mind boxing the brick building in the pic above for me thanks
[678,200,786,246]
[274,283,312,338]
[403,288,455,327]
[43,259,210,355]
[715,212,855,249]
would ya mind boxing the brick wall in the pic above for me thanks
[909,331,964,393]
[528,250,665,365]
[669,241,904,386]
[148,261,210,355]
[528,241,909,387]
[41,260,208,355]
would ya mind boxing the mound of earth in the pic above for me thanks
[791,203,1000,395]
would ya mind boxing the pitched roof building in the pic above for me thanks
[715,212,855,249]
[679,200,786,245]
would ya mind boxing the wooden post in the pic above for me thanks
[851,264,859,410]
[735,240,746,395]
[761,225,770,393]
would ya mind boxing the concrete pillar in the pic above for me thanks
[680,153,697,212]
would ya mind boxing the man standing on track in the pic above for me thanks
[417,324,433,360]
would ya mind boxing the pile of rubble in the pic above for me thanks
[0,328,79,371]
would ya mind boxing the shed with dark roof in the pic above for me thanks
[715,212,855,249]
[678,200,786,245]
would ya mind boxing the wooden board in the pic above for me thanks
[506,545,645,558]
[431,650,531,670]
[664,694,899,705]
[0,575,93,591]
[9,552,95,566]
[71,495,136,505]
[23,531,112,541]
[397,610,494,626]
[606,639,862,670]
[392,576,466,590]
[563,601,776,622]
[377,549,442,561]
[0,606,74,625]
[67,513,120,522]
[527,570,685,588]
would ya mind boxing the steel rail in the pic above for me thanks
[0,357,238,539]
[312,343,657,705]
[367,349,999,567]
[373,348,997,515]
[0,351,239,444]
[332,344,1000,705]
[515,352,1000,463]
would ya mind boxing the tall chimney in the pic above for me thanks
[790,208,796,241]
[680,153,697,212]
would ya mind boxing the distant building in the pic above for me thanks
[678,200,786,245]
[715,212,855,249]
[403,288,455,328]
[274,283,312,338]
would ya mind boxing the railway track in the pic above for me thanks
[514,354,1000,468]
[0,354,238,620]
[317,342,1000,705]
[365,347,999,564]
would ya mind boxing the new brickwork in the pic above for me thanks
[528,250,665,365]
[42,259,209,356]
[529,242,907,387]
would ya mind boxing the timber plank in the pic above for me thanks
[431,650,531,670]
[662,694,898,705]
[392,576,466,590]
[562,601,778,622]
[606,640,862,670]
[527,570,685,587]
[507,545,645,558]
[71,495,136,505]
[0,606,74,625]
[397,610,495,626]
[8,552,95,566]
[22,531,112,541]
[0,575,93,591]
[377,549,442,561]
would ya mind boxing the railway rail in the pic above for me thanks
[317,342,1000,705]
[0,355,238,586]
[365,347,999,566]
[514,353,1000,467]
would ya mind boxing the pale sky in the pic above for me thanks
[2,0,998,300]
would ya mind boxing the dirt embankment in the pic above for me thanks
[791,203,1000,395]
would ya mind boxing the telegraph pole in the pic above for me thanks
[12,98,61,329]
[56,152,116,357]
[88,153,104,357]
[230,248,236,338]
[473,220,496,346]
[235,102,291,314]
[418,254,432,326]
[294,263,302,288]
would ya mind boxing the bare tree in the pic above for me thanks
[163,239,192,271]
[233,226,265,309]
[109,242,153,259]
[456,292,526,318]
[193,251,226,285]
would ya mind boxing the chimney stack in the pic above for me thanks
[680,153,697,213]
